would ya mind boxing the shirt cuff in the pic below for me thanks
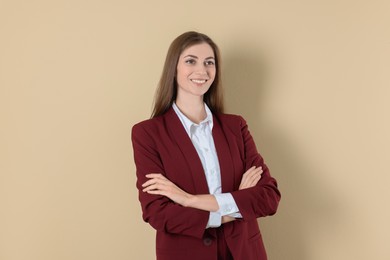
[228,212,243,218]
[206,211,221,228]
[214,193,241,216]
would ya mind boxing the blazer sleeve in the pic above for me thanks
[131,122,209,239]
[230,116,281,221]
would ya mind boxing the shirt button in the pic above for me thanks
[203,237,212,246]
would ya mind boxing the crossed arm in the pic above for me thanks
[142,166,263,224]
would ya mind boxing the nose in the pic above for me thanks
[194,64,208,75]
[195,70,207,76]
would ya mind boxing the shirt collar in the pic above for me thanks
[172,102,214,137]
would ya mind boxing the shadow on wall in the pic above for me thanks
[223,46,341,260]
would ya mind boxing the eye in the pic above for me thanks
[205,60,215,66]
[185,59,196,64]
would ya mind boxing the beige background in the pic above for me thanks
[1,0,389,259]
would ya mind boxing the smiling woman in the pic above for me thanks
[151,32,223,119]
[175,43,217,123]
[131,31,281,260]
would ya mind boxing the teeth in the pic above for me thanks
[191,79,207,84]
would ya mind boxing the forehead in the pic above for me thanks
[180,43,215,58]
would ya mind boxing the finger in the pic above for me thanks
[142,179,156,187]
[142,177,160,187]
[254,167,263,175]
[240,167,263,189]
[250,168,263,179]
[143,182,165,192]
[246,166,262,175]
[145,189,167,197]
[253,171,262,182]
[243,166,257,175]
[244,167,262,180]
[142,177,168,188]
[247,169,263,185]
[254,168,263,176]
[142,182,158,191]
[249,175,261,187]
[145,173,167,180]
[241,168,258,185]
[144,173,171,183]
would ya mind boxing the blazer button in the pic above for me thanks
[203,237,212,246]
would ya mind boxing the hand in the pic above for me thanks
[142,173,192,207]
[239,166,263,190]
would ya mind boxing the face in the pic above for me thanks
[176,43,216,101]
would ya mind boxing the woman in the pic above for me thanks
[131,31,281,260]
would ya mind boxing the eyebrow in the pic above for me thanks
[183,55,215,60]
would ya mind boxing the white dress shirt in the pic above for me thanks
[172,103,242,228]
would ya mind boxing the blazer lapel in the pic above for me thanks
[165,108,210,194]
[212,115,236,193]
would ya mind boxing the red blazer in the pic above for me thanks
[131,108,280,260]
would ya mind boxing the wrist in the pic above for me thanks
[183,194,196,208]
[221,215,236,224]
[182,194,219,212]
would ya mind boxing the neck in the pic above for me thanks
[175,96,206,124]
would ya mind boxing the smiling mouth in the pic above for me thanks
[191,79,208,84]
